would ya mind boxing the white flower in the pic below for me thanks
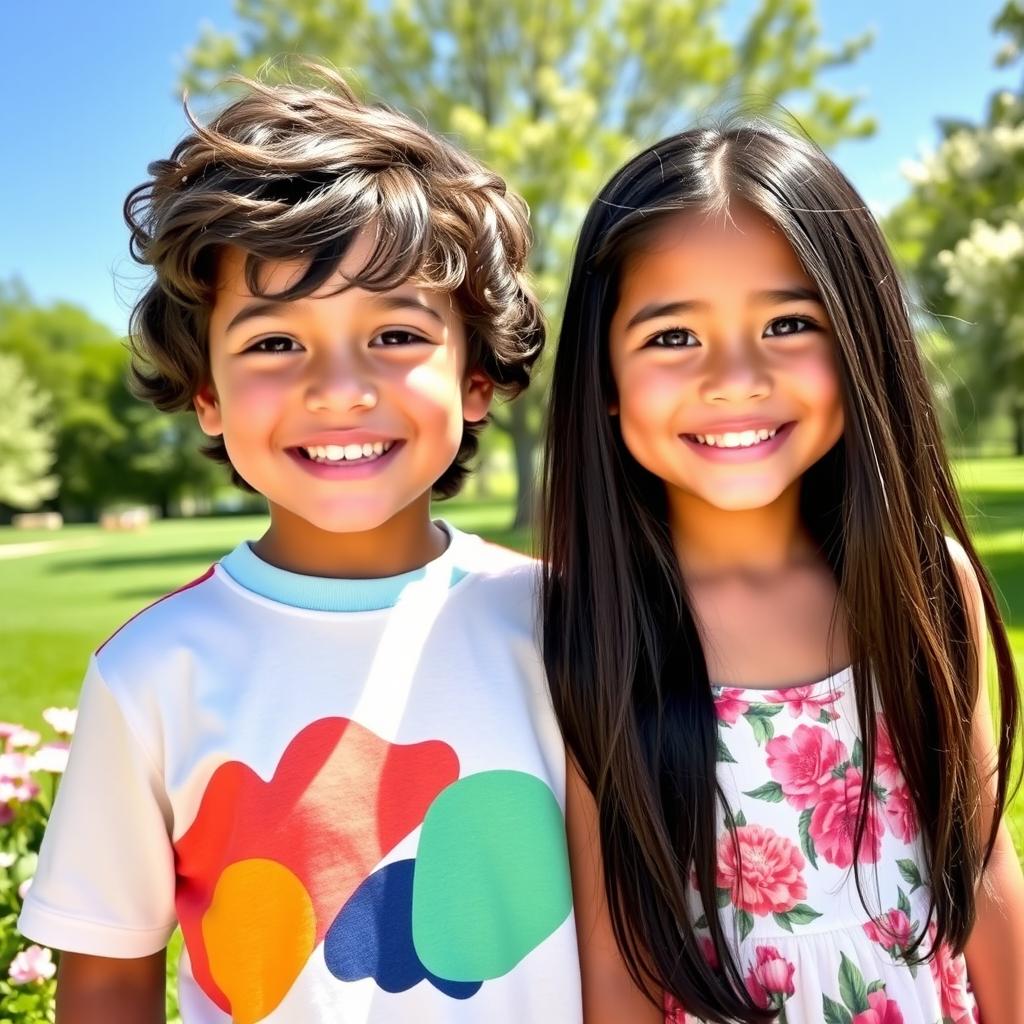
[6,728,40,751]
[42,707,77,737]
[32,743,69,775]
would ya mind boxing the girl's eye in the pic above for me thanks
[765,316,814,337]
[374,330,428,347]
[247,336,300,354]
[648,327,697,349]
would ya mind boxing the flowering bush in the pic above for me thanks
[0,710,75,1023]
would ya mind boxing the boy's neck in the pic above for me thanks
[252,495,449,579]
[669,481,820,581]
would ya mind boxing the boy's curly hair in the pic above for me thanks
[124,65,544,498]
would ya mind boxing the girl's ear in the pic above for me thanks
[462,369,494,424]
[193,384,224,437]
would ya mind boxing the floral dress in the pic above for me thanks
[665,667,980,1024]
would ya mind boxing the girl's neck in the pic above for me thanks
[669,481,820,581]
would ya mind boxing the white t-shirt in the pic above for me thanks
[19,526,582,1023]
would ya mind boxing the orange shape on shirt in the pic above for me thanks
[202,859,316,1024]
[174,717,459,1018]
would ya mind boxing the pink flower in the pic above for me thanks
[745,945,796,1008]
[716,824,807,916]
[715,689,750,725]
[0,752,40,805]
[42,706,77,737]
[8,944,56,985]
[699,935,719,970]
[863,909,913,954]
[882,784,919,843]
[809,768,884,868]
[765,684,843,720]
[928,928,975,1023]
[852,989,904,1024]
[18,877,32,900]
[0,804,13,826]
[0,722,21,741]
[6,728,40,751]
[874,719,904,790]
[766,725,848,809]
[32,742,69,775]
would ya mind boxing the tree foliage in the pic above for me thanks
[0,283,224,517]
[183,0,875,523]
[887,1,1024,453]
[0,354,59,510]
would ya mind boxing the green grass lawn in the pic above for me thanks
[2,462,1022,852]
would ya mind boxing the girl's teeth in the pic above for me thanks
[692,427,779,448]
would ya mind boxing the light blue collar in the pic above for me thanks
[219,521,472,612]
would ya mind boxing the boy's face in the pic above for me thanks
[196,238,492,537]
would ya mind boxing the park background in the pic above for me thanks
[2,0,1024,1019]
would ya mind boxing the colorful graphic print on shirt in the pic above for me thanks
[173,718,573,1024]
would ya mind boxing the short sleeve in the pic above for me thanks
[17,656,177,957]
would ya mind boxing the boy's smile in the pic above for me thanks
[195,235,493,575]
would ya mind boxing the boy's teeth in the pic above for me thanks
[302,441,393,463]
[692,427,779,448]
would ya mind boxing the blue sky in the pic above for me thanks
[2,1,1018,336]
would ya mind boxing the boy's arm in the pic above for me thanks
[565,755,662,1024]
[57,951,166,1024]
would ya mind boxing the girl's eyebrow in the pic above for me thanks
[625,299,706,329]
[754,286,823,306]
[625,286,823,330]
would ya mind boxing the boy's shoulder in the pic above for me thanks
[93,560,230,672]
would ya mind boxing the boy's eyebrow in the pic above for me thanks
[225,293,448,333]
[369,293,447,324]
[624,286,822,329]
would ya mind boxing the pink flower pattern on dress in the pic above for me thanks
[882,784,919,844]
[689,677,979,1024]
[765,683,843,720]
[745,945,796,1009]
[716,824,806,917]
[765,725,848,809]
[715,689,750,725]
[852,989,905,1024]
[929,924,975,1023]
[862,909,913,955]
[809,767,884,868]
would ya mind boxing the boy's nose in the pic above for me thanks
[303,353,378,413]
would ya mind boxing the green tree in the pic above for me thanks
[887,1,1024,454]
[183,0,875,526]
[0,285,224,518]
[0,354,59,510]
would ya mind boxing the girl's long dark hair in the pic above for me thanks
[541,121,1020,1022]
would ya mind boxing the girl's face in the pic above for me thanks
[608,201,844,513]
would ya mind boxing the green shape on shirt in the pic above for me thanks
[412,769,573,981]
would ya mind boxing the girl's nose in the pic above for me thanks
[699,341,772,404]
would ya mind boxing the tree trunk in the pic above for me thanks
[1015,404,1024,457]
[510,399,537,530]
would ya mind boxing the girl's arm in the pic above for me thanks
[951,545,1024,1023]
[565,756,663,1024]
[56,950,166,1023]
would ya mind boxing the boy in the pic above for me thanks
[19,68,581,1023]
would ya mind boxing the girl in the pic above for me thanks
[542,120,1024,1024]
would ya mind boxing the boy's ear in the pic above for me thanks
[193,384,224,437]
[462,369,494,424]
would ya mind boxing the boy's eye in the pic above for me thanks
[247,335,300,354]
[374,330,428,347]
[647,327,697,349]
[764,316,814,337]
